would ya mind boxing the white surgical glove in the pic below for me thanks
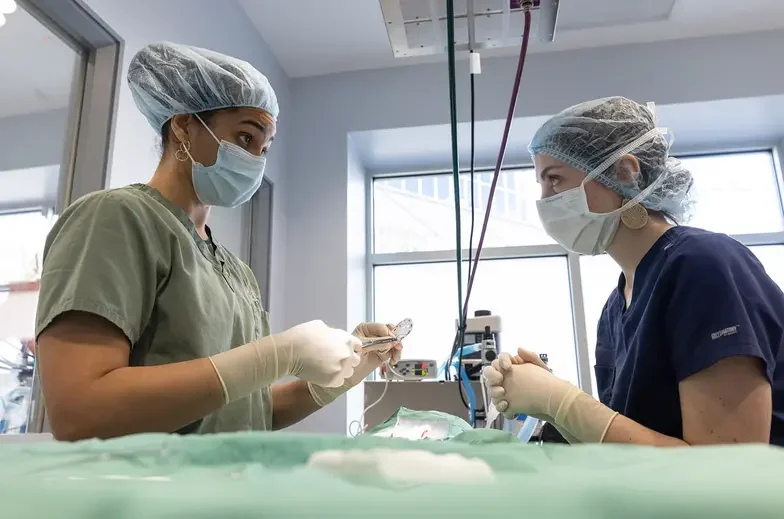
[308,322,403,407]
[209,320,362,404]
[483,348,618,443]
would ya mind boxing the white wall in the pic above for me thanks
[82,0,291,328]
[284,28,784,431]
[281,135,368,435]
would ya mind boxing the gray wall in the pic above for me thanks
[0,109,68,211]
[283,29,784,432]
[0,109,68,172]
[82,0,291,327]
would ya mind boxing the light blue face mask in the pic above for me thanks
[184,114,267,208]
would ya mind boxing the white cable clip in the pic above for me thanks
[470,51,481,75]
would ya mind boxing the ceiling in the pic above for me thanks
[0,3,81,119]
[240,0,784,78]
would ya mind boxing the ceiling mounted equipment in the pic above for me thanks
[379,0,560,58]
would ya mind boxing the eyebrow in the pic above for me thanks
[239,119,270,135]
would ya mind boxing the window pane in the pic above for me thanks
[749,245,784,291]
[579,254,621,398]
[436,176,451,200]
[374,256,579,385]
[0,212,52,285]
[421,177,435,198]
[374,169,553,254]
[683,152,783,235]
[579,244,784,397]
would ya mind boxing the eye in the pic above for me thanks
[547,174,561,188]
[238,133,252,147]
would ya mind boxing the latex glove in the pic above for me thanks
[308,322,403,407]
[209,320,362,404]
[483,351,580,444]
[482,348,618,443]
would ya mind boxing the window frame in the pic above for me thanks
[367,146,784,395]
[16,0,124,435]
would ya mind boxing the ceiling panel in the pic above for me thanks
[557,0,677,31]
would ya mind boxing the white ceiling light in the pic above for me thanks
[0,14,5,28]
[380,0,561,59]
[0,0,17,15]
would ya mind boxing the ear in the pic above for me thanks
[613,154,641,185]
[169,114,194,145]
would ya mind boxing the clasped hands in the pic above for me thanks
[482,347,618,443]
[482,348,568,422]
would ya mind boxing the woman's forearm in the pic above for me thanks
[600,413,689,446]
[49,359,224,441]
[270,379,322,430]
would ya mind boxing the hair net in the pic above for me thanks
[529,96,694,223]
[127,42,279,134]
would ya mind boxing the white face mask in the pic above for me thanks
[536,127,668,256]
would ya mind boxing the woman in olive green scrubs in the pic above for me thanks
[34,42,401,441]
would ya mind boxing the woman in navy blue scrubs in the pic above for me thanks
[484,97,783,446]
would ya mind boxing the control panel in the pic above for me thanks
[380,360,439,381]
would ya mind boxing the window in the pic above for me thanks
[0,211,54,286]
[371,151,784,395]
[0,1,123,435]
[374,257,579,385]
[685,152,783,235]
[373,168,551,254]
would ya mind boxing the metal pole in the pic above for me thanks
[26,364,46,433]
[467,0,476,51]
[567,253,594,396]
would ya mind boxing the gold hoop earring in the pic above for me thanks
[175,141,191,162]
[621,199,649,230]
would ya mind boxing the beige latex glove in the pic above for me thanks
[209,320,362,404]
[308,322,403,407]
[482,348,618,443]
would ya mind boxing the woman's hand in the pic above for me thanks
[501,347,549,371]
[483,348,564,420]
[483,347,618,443]
[350,323,403,379]
[307,323,403,407]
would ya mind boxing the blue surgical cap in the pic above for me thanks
[529,96,694,223]
[127,42,279,133]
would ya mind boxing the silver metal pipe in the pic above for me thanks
[26,363,46,434]
[467,0,476,51]
[538,0,560,42]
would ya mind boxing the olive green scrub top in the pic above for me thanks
[35,184,272,434]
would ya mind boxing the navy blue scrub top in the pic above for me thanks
[594,226,784,445]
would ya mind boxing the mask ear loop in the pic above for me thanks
[176,114,221,165]
[193,113,222,145]
[619,127,675,213]
[581,127,671,217]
